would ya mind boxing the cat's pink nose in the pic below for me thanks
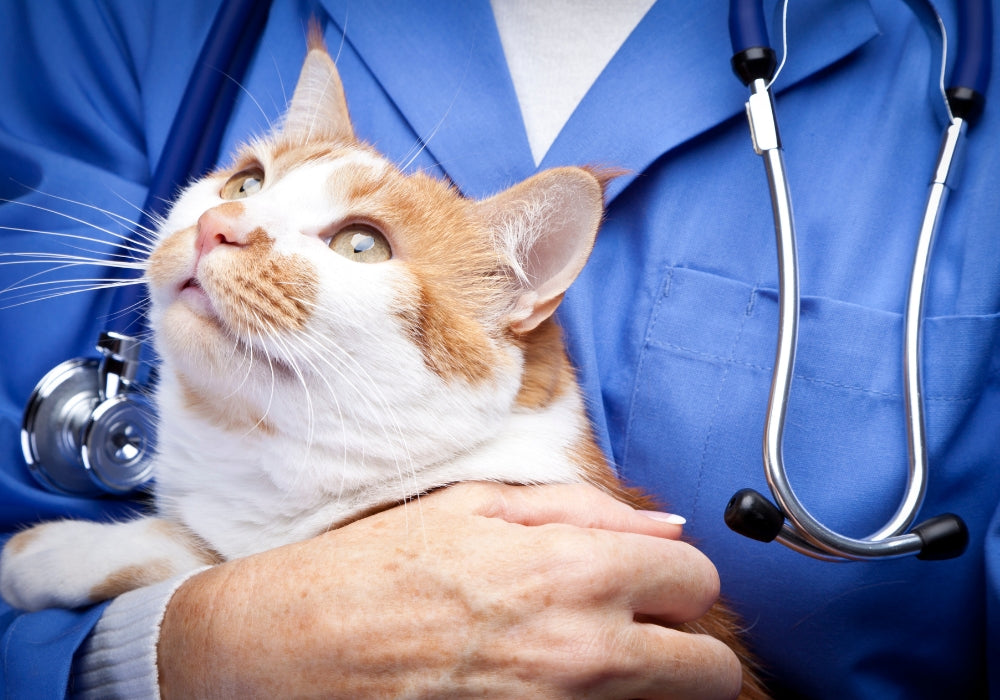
[195,206,247,258]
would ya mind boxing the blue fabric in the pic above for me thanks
[0,0,997,696]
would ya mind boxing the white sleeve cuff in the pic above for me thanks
[70,566,212,699]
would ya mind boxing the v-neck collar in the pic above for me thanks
[318,0,879,202]
[319,0,534,199]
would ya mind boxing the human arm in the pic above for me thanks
[157,482,742,699]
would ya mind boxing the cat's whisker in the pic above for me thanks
[105,296,151,333]
[0,200,157,256]
[0,279,145,310]
[293,327,421,516]
[276,335,318,454]
[398,51,472,173]
[222,314,262,404]
[259,326,322,486]
[10,186,161,245]
[247,338,280,439]
[107,191,165,244]
[1,276,139,294]
[332,11,348,66]
[296,327,414,465]
[211,64,275,135]
[0,224,155,258]
[292,331,371,456]
[0,252,148,270]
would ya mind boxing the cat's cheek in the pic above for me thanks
[147,228,198,302]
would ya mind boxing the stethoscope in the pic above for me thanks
[19,0,272,497]
[17,0,991,566]
[723,0,992,561]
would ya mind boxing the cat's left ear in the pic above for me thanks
[479,168,604,334]
[282,27,356,143]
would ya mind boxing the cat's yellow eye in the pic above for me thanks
[220,167,265,200]
[327,225,392,263]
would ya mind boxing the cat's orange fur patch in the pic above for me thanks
[571,435,659,511]
[149,519,224,564]
[180,377,276,436]
[395,284,500,383]
[513,319,576,409]
[4,523,52,555]
[212,200,245,219]
[369,169,511,384]
[202,228,319,335]
[89,560,176,602]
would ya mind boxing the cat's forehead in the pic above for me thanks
[230,136,388,185]
[224,136,475,245]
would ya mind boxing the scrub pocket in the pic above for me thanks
[620,265,1000,540]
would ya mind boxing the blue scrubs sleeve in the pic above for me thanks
[0,575,109,698]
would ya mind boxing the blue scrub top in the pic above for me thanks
[0,1,998,697]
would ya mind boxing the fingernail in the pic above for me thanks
[638,511,687,525]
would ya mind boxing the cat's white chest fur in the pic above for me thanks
[151,327,590,560]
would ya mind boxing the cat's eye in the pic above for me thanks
[220,167,265,200]
[327,225,392,263]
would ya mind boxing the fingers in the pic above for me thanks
[439,481,686,541]
[612,625,744,700]
[432,481,717,622]
[603,531,722,623]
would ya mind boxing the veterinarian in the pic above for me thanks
[1,0,998,697]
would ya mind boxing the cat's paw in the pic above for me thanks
[1,517,214,611]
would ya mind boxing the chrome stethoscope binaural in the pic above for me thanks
[723,0,992,561]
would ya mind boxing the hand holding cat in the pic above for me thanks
[158,482,742,699]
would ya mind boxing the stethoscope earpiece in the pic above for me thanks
[724,488,785,544]
[911,514,969,561]
[21,332,156,497]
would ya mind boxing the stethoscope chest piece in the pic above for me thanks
[21,332,156,497]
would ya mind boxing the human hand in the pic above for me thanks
[158,482,742,699]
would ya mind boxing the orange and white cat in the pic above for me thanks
[0,34,765,698]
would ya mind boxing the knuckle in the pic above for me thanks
[672,540,722,613]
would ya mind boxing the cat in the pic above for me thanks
[0,31,766,699]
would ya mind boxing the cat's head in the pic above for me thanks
[145,35,604,467]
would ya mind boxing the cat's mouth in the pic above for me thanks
[177,276,219,321]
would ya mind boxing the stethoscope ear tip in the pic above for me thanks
[724,488,785,543]
[913,514,969,560]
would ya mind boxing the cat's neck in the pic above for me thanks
[150,319,609,558]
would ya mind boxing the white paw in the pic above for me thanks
[1,518,213,611]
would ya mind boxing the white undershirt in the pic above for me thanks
[491,0,656,165]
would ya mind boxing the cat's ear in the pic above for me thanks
[283,27,356,143]
[480,168,604,334]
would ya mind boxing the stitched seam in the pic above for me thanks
[647,338,998,401]
[689,286,756,520]
[621,267,674,480]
